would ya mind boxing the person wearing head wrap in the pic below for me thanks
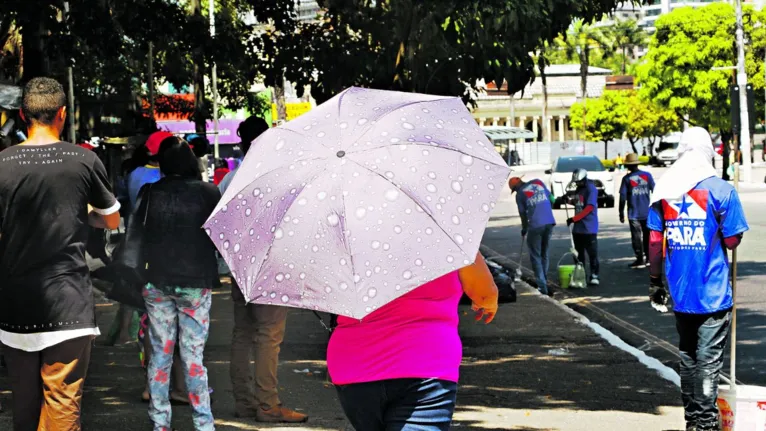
[646,127,749,431]
[566,169,601,286]
[509,176,556,296]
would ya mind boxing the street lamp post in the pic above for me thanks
[735,0,752,183]
[209,0,220,159]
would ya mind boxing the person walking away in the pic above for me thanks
[509,177,556,296]
[213,158,230,186]
[615,153,624,171]
[619,153,655,269]
[219,116,307,422]
[0,77,121,431]
[127,131,171,211]
[647,127,748,431]
[328,253,499,430]
[111,132,170,347]
[141,137,220,431]
[566,169,600,286]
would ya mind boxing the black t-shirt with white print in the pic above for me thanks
[0,142,119,334]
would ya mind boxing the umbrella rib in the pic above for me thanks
[347,140,508,168]
[345,157,473,259]
[219,155,330,212]
[351,98,454,145]
[248,168,331,289]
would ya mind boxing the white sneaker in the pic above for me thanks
[589,276,600,286]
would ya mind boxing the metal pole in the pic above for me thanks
[736,0,752,183]
[63,1,76,143]
[148,42,155,119]
[209,0,220,159]
[731,161,740,387]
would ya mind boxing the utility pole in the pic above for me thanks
[735,0,752,183]
[209,0,219,159]
[63,1,76,143]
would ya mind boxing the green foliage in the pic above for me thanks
[624,91,680,145]
[637,3,766,130]
[602,155,650,169]
[262,0,626,104]
[555,20,612,98]
[608,19,647,75]
[570,91,629,143]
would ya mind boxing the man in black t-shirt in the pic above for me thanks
[0,78,120,430]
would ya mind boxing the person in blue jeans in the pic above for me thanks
[647,127,749,431]
[509,177,556,296]
[619,153,655,268]
[566,169,600,286]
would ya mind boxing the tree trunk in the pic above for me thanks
[604,141,609,159]
[648,137,656,156]
[19,10,49,81]
[629,138,638,154]
[622,46,627,75]
[190,0,206,135]
[274,75,287,122]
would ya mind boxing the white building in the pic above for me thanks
[295,0,321,22]
[639,0,763,33]
[472,64,613,142]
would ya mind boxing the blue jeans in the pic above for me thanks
[526,224,554,294]
[336,378,457,431]
[675,309,732,430]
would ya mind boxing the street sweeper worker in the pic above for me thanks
[647,127,748,431]
[566,169,600,286]
[509,177,556,296]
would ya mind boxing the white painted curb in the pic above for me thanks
[523,285,682,388]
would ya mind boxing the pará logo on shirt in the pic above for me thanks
[662,191,709,251]
[629,174,651,196]
[522,182,547,206]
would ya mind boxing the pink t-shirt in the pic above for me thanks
[327,271,463,385]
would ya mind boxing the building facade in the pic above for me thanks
[471,65,612,143]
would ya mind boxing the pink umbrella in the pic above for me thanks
[204,87,510,319]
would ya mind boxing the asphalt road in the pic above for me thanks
[481,165,766,385]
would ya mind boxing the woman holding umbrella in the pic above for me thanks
[205,87,510,431]
[328,255,498,430]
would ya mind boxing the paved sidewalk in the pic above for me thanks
[0,281,684,430]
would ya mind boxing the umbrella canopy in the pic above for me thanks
[205,87,510,319]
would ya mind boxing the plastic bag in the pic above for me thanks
[569,263,587,289]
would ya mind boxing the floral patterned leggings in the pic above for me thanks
[143,284,214,431]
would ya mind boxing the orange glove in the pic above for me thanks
[458,253,499,324]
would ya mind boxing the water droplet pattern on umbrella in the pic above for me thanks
[205,87,509,319]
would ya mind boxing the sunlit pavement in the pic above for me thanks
[0,277,685,430]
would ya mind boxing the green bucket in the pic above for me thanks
[558,265,575,289]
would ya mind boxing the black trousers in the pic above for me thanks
[629,219,650,261]
[572,233,599,276]
[676,310,732,430]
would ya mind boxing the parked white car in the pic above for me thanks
[545,155,615,208]
[654,132,683,166]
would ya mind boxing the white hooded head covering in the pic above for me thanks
[650,127,717,204]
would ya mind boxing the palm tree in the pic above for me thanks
[535,43,550,142]
[556,20,612,102]
[609,19,647,75]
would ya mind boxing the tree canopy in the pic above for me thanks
[570,90,629,158]
[3,0,628,118]
[637,3,766,131]
[262,0,627,104]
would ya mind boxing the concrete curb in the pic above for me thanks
[481,244,682,388]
